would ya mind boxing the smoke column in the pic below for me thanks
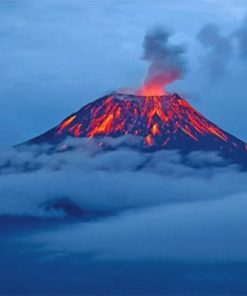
[139,26,186,95]
[197,23,232,83]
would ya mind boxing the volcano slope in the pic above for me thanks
[27,92,247,168]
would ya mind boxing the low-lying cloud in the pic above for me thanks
[0,139,246,218]
[32,192,247,261]
[0,139,246,263]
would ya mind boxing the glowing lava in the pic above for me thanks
[52,93,237,148]
[29,90,247,167]
[137,83,166,96]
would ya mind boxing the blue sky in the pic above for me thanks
[1,0,247,147]
[1,3,247,293]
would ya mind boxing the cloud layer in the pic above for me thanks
[0,139,246,264]
[32,192,247,261]
[0,140,246,219]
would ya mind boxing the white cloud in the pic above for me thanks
[0,141,246,263]
[31,191,247,261]
[0,141,245,218]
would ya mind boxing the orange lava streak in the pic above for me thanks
[177,99,189,108]
[145,134,154,145]
[143,96,168,127]
[186,111,228,142]
[88,114,114,137]
[207,126,228,141]
[57,115,76,134]
[68,123,82,137]
[55,92,234,149]
[182,126,198,141]
[151,123,159,136]
[88,96,115,137]
[73,123,82,137]
[115,107,121,120]
[114,120,126,132]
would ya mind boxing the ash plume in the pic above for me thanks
[234,16,247,59]
[141,26,187,93]
[197,23,232,82]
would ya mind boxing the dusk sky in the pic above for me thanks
[2,2,247,294]
[1,0,247,147]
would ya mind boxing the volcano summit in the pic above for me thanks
[28,92,247,167]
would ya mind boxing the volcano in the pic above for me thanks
[28,92,247,167]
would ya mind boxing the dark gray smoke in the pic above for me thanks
[197,23,232,82]
[234,16,247,59]
[141,26,187,93]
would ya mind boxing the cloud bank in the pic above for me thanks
[32,192,247,261]
[0,139,246,219]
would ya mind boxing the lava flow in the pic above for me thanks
[28,89,247,168]
[53,92,229,146]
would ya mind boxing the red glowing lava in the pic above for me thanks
[137,83,166,96]
[28,87,247,168]
[137,66,181,96]
[54,92,234,150]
